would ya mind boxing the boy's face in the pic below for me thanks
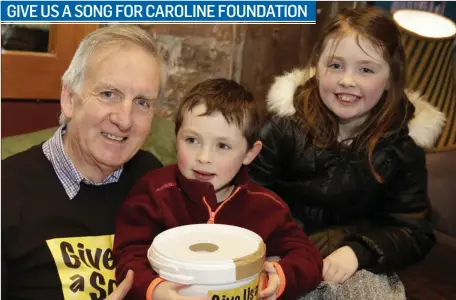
[176,104,261,201]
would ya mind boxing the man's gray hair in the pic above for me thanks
[59,25,166,125]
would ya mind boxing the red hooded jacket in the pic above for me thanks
[114,164,322,300]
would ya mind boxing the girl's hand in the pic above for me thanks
[322,246,358,284]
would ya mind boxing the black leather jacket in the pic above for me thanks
[249,115,435,273]
[248,69,446,274]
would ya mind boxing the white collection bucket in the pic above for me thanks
[148,224,266,299]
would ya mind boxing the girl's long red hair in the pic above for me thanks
[295,7,413,183]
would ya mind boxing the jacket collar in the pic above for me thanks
[266,68,446,149]
[175,165,250,207]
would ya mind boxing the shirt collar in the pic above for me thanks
[175,164,249,207]
[42,125,124,199]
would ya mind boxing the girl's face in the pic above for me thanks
[317,35,390,122]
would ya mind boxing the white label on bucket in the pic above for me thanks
[208,274,260,300]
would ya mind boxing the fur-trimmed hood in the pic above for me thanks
[266,68,446,148]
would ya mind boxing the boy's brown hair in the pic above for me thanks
[175,78,262,148]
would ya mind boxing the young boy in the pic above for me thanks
[113,79,323,300]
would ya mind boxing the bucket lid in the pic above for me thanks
[148,224,265,285]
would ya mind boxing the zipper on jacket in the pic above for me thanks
[208,212,216,224]
[202,187,241,224]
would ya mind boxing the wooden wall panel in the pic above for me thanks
[1,100,60,137]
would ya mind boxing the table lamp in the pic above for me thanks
[393,9,456,150]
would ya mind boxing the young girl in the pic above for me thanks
[249,7,446,299]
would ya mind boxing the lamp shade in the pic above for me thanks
[394,9,456,150]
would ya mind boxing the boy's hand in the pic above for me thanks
[258,262,281,300]
[152,281,210,300]
[106,270,134,300]
[322,246,358,284]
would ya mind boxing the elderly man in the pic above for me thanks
[2,25,164,300]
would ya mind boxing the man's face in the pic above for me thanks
[62,43,161,178]
[176,104,261,201]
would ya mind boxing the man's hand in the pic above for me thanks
[106,270,134,300]
[258,262,281,300]
[152,281,210,300]
[322,246,358,284]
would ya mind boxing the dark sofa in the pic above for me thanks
[398,150,456,300]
